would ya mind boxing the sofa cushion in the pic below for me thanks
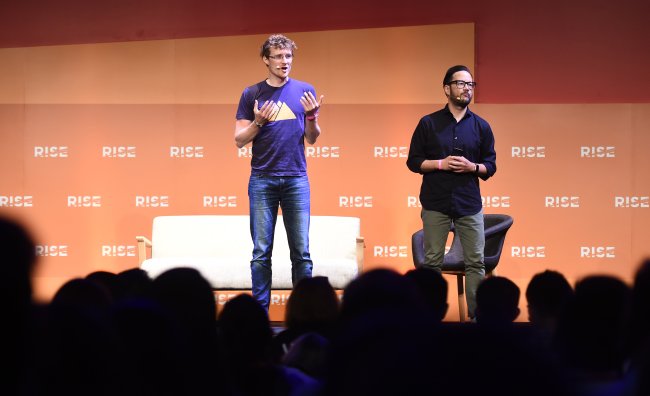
[140,215,361,289]
[141,257,358,289]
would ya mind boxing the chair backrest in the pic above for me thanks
[411,230,426,268]
[483,214,514,268]
[411,214,514,271]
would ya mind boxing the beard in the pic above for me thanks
[450,94,471,108]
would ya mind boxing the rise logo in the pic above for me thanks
[270,293,290,306]
[238,147,252,158]
[102,245,136,257]
[580,146,615,158]
[614,196,649,208]
[67,196,102,208]
[580,246,616,258]
[374,146,408,158]
[36,245,68,257]
[511,246,546,258]
[512,146,545,158]
[34,146,68,158]
[339,196,373,208]
[135,195,169,208]
[374,245,408,258]
[306,146,340,158]
[482,196,511,208]
[203,196,237,208]
[407,196,422,208]
[102,146,136,158]
[170,146,204,158]
[0,195,33,207]
[545,196,580,208]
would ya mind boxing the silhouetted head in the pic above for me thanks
[51,278,113,313]
[219,293,272,366]
[152,267,217,331]
[555,275,631,375]
[405,268,448,321]
[526,270,573,327]
[0,216,37,305]
[340,268,423,322]
[285,276,339,332]
[86,270,120,300]
[476,276,520,325]
[116,268,153,300]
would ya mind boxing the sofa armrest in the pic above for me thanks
[356,236,365,274]
[135,236,152,265]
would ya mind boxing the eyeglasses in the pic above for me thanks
[267,53,293,61]
[447,80,476,89]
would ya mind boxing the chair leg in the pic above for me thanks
[457,274,466,322]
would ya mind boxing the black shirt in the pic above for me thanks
[406,105,497,217]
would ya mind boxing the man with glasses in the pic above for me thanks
[406,65,497,320]
[235,34,323,311]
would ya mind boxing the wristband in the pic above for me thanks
[438,159,442,170]
[474,163,480,174]
[254,120,264,128]
[306,113,318,121]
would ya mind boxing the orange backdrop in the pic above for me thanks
[1,23,649,320]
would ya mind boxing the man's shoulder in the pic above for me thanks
[467,108,492,128]
[242,80,267,95]
[431,107,449,117]
[420,107,449,122]
[288,78,315,91]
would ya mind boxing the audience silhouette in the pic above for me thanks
[475,275,521,326]
[405,267,449,321]
[85,270,121,300]
[273,276,339,361]
[554,275,632,395]
[151,267,220,394]
[339,268,424,323]
[2,215,649,396]
[1,216,38,396]
[628,259,650,396]
[525,269,574,349]
[219,293,318,395]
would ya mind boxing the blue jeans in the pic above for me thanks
[248,174,313,310]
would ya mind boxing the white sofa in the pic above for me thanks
[136,215,364,289]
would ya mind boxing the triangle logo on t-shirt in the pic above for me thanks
[270,101,297,121]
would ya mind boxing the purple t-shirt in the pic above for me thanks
[236,79,316,176]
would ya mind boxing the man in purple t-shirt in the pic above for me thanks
[235,34,323,310]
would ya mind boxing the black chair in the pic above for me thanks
[411,214,514,322]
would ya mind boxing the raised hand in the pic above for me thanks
[300,91,324,117]
[253,99,278,127]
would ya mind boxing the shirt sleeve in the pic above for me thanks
[406,118,428,174]
[235,87,254,121]
[478,121,497,181]
[306,84,317,97]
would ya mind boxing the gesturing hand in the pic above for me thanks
[253,100,278,127]
[300,91,324,117]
